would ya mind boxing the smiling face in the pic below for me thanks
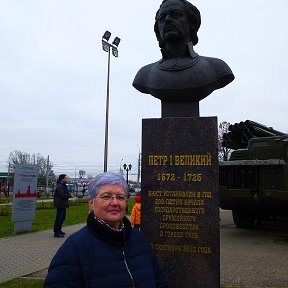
[157,0,190,45]
[88,184,127,229]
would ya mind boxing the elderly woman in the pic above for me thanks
[44,172,170,288]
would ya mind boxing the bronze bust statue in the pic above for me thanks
[132,0,234,117]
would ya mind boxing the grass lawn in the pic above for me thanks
[0,278,248,288]
[0,278,44,288]
[0,198,135,238]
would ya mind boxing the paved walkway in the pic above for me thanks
[0,223,85,283]
[1,212,287,286]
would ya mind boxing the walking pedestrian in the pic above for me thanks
[53,174,72,238]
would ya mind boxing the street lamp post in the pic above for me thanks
[123,163,132,185]
[123,163,132,213]
[102,31,121,172]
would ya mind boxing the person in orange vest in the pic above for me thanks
[131,194,141,230]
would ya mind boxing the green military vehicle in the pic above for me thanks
[219,120,288,227]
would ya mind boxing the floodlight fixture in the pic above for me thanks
[102,30,111,42]
[112,37,121,47]
[112,47,118,57]
[102,42,109,52]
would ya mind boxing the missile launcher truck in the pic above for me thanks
[219,120,288,227]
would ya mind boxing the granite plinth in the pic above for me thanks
[141,117,219,288]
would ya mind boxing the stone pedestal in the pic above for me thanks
[14,221,33,234]
[141,117,219,288]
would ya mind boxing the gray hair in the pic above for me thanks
[88,172,128,199]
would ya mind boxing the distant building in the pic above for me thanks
[0,172,14,195]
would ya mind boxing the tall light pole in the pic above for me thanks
[45,155,49,194]
[102,31,121,172]
[7,162,10,197]
[119,158,123,175]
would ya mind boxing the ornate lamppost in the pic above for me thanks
[123,163,132,185]
[123,163,132,213]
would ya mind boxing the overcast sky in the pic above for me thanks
[1,0,287,179]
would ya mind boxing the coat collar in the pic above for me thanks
[86,212,132,245]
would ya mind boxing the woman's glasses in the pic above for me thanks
[98,194,126,202]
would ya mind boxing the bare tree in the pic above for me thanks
[218,121,233,161]
[8,150,56,186]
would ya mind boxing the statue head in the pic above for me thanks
[133,0,234,117]
[154,0,201,48]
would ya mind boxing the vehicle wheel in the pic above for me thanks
[232,209,256,228]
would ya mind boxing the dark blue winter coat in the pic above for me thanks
[44,212,170,288]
